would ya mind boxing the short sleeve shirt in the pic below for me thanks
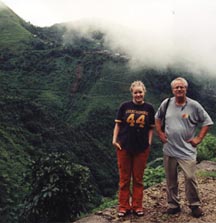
[155,97,214,160]
[115,101,155,153]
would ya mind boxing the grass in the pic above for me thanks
[0,7,32,50]
[92,196,118,212]
[197,170,216,179]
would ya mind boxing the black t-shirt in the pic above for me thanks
[115,101,155,153]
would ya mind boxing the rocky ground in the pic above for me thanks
[74,160,216,223]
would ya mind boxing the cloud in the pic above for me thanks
[0,0,7,9]
[104,1,216,76]
[63,0,216,76]
[2,0,216,75]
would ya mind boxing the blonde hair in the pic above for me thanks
[130,80,146,93]
[171,77,188,88]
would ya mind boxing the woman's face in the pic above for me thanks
[132,85,145,104]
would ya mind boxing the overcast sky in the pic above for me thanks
[2,0,177,27]
[2,0,216,75]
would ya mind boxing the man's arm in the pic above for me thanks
[155,118,167,144]
[187,125,210,147]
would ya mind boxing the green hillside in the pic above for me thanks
[0,2,216,223]
[0,98,118,221]
[0,1,33,50]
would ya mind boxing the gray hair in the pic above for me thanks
[171,77,188,88]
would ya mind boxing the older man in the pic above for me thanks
[155,77,213,218]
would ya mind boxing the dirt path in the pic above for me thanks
[74,161,216,223]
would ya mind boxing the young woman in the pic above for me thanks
[112,80,155,217]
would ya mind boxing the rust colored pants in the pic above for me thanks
[117,148,150,211]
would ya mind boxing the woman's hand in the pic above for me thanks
[112,141,122,150]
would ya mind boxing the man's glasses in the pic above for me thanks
[173,86,186,90]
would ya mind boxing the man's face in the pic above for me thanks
[172,80,187,98]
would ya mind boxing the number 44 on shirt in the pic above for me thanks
[126,114,145,128]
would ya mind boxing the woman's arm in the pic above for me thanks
[148,127,154,145]
[112,123,122,150]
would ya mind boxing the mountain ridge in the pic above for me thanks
[0,0,33,49]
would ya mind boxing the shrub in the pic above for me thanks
[197,134,216,162]
[21,152,101,223]
[144,165,165,188]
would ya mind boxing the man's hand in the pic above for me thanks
[158,131,168,144]
[187,136,202,147]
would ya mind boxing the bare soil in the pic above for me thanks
[74,160,216,223]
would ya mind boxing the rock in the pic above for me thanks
[197,160,216,171]
[74,215,110,223]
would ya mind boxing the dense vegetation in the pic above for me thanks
[0,2,216,222]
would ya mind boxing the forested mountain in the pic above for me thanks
[0,1,216,222]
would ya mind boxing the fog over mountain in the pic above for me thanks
[2,0,216,76]
[58,0,216,76]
